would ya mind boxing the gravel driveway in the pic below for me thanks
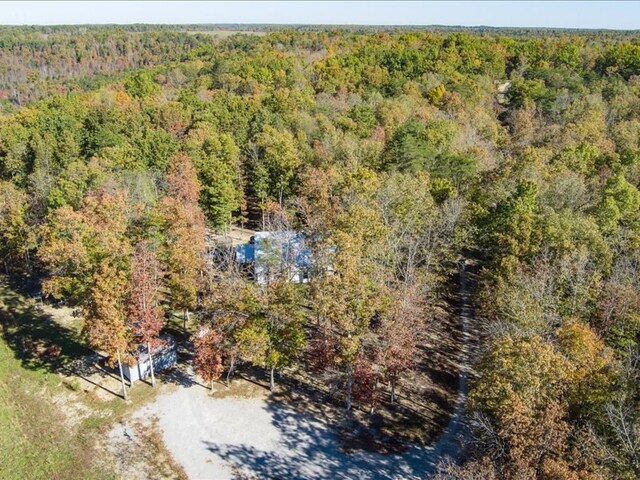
[118,377,463,480]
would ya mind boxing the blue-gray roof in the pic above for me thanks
[235,231,311,268]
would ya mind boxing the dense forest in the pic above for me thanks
[1,26,640,479]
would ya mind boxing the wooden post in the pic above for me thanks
[226,356,235,386]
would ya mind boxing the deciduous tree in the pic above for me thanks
[128,240,165,387]
[194,327,224,391]
[159,152,206,332]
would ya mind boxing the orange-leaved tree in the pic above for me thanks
[193,327,224,390]
[158,152,206,334]
[39,188,133,399]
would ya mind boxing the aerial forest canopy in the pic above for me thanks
[1,26,639,479]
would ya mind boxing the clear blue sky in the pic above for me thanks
[1,1,639,30]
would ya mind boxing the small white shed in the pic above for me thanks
[122,335,177,383]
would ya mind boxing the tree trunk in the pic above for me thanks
[345,362,353,411]
[370,377,379,416]
[117,350,128,401]
[390,379,396,405]
[211,378,215,391]
[226,356,235,386]
[147,342,156,388]
[269,366,275,392]
[183,308,190,336]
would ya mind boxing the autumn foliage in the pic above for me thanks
[128,241,165,346]
[159,152,206,316]
[193,328,224,389]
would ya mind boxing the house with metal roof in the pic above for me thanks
[235,231,313,285]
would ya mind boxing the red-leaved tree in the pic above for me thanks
[128,240,165,387]
[379,285,423,404]
[194,327,224,390]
